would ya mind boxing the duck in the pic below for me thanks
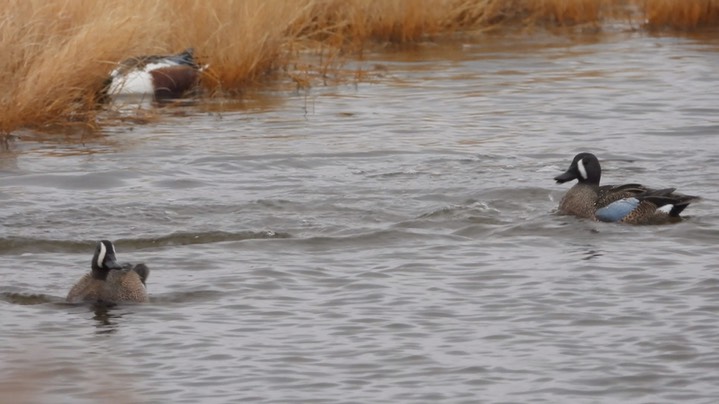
[66,240,149,304]
[554,152,699,224]
[103,48,206,100]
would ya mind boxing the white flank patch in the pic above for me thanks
[108,60,184,95]
[657,204,674,214]
[108,70,154,95]
[109,61,180,94]
[97,242,107,268]
[577,159,588,180]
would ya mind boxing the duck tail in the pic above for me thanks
[638,188,699,217]
[132,264,150,285]
[668,194,700,216]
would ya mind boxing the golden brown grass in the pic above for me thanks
[0,0,717,134]
[643,0,719,30]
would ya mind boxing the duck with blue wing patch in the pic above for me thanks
[554,153,699,224]
[66,240,149,304]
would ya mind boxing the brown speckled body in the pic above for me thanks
[557,183,599,219]
[558,183,648,220]
[66,265,149,304]
[558,184,684,224]
[617,201,681,225]
[619,202,658,224]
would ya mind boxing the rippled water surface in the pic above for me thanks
[2,33,719,403]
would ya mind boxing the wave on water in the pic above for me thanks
[0,230,291,254]
[0,292,59,305]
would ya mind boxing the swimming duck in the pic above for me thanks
[104,48,205,100]
[66,240,149,304]
[554,152,698,224]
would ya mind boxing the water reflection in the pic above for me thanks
[581,248,604,261]
[0,135,18,171]
[5,127,124,157]
[0,292,55,305]
[91,303,122,334]
[0,231,289,256]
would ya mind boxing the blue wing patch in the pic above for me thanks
[595,197,640,222]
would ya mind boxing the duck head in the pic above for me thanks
[555,152,601,185]
[91,240,123,275]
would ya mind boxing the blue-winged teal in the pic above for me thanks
[66,240,149,304]
[554,152,699,224]
[104,48,206,100]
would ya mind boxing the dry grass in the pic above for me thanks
[0,0,717,134]
[643,0,719,29]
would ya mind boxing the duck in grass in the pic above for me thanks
[103,48,206,101]
[66,240,149,304]
[554,152,699,224]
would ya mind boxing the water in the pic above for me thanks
[1,32,718,403]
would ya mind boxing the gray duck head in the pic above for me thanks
[555,152,601,185]
[91,240,123,274]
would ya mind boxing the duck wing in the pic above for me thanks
[595,183,647,208]
[120,263,150,285]
[131,264,150,285]
[595,188,700,223]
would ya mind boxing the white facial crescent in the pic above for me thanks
[577,159,588,180]
[97,242,107,269]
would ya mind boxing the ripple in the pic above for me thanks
[0,230,290,254]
